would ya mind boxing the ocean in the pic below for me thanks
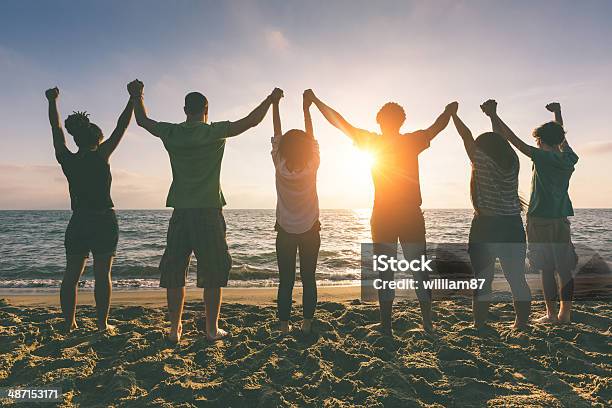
[1,209,610,289]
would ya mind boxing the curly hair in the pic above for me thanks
[64,111,90,135]
[64,111,103,148]
[533,121,565,147]
[376,102,406,128]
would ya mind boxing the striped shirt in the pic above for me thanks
[470,148,521,216]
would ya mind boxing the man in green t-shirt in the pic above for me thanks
[128,79,283,342]
[481,99,578,325]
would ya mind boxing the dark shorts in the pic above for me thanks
[370,206,426,245]
[64,209,118,258]
[468,215,526,266]
[159,208,232,289]
[371,207,427,302]
[468,215,530,301]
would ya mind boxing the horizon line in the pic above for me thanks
[1,207,611,211]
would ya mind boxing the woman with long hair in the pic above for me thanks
[451,103,531,329]
[271,90,321,335]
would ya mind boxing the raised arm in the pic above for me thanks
[303,89,314,138]
[308,90,367,142]
[421,102,457,142]
[481,99,534,157]
[546,102,563,126]
[451,110,475,158]
[45,87,69,160]
[545,102,571,150]
[228,88,283,137]
[272,92,282,138]
[127,79,163,137]
[98,99,133,160]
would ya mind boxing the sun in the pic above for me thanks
[351,149,377,171]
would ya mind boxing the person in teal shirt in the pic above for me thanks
[128,79,283,342]
[481,99,578,325]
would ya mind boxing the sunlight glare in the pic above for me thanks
[351,149,377,171]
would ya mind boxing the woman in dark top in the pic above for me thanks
[45,86,133,332]
[450,103,531,330]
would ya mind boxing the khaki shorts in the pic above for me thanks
[527,216,577,272]
[159,208,232,288]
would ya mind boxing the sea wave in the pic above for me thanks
[1,209,610,289]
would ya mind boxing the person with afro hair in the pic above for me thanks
[307,89,457,335]
[45,86,133,333]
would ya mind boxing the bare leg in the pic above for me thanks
[557,267,574,323]
[537,267,559,323]
[204,287,227,340]
[301,319,312,334]
[379,300,393,336]
[60,255,87,332]
[413,270,433,333]
[470,245,495,330]
[400,239,433,333]
[558,300,572,323]
[280,320,291,335]
[419,301,433,333]
[93,255,114,331]
[376,244,396,336]
[167,287,185,342]
[499,248,531,329]
[472,299,491,329]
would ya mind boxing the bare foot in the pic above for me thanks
[301,319,312,335]
[65,321,78,333]
[535,314,558,324]
[206,328,229,341]
[167,325,183,344]
[98,323,117,334]
[473,322,493,332]
[374,323,393,336]
[280,321,291,336]
[420,303,434,334]
[557,313,571,325]
[423,321,435,334]
[512,320,530,331]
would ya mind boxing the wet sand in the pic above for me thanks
[0,287,610,407]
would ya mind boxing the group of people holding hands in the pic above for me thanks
[46,78,578,341]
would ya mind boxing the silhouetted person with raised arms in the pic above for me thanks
[307,89,457,334]
[128,79,283,342]
[450,103,531,330]
[271,89,321,335]
[45,86,133,333]
[481,100,578,324]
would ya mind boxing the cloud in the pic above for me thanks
[0,164,68,209]
[578,141,612,155]
[264,29,289,51]
[0,164,168,209]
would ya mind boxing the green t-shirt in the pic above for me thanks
[154,121,231,208]
[528,143,578,218]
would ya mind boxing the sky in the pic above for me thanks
[1,0,611,209]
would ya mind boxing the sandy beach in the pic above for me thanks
[1,287,610,407]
